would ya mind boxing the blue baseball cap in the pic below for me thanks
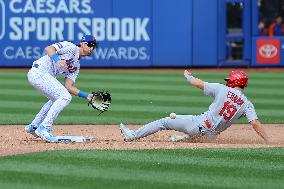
[80,35,98,48]
[80,35,97,43]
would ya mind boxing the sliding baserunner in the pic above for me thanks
[119,69,269,143]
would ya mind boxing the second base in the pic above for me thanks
[51,136,95,143]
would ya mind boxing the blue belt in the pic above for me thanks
[32,63,39,68]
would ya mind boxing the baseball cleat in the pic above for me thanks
[119,123,136,142]
[168,135,189,142]
[25,124,39,137]
[35,124,55,142]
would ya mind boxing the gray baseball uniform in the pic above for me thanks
[27,41,80,129]
[132,82,258,139]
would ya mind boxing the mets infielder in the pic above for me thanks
[119,69,269,143]
[25,35,97,142]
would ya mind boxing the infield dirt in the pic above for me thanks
[0,124,283,156]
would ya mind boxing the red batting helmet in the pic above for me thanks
[224,70,248,88]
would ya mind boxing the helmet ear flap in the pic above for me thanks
[225,79,233,87]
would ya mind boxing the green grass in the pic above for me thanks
[0,69,283,124]
[0,70,283,189]
[0,148,283,189]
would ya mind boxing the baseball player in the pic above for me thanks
[119,69,269,143]
[25,35,98,142]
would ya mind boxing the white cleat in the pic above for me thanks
[119,123,136,142]
[35,125,55,142]
[168,135,189,142]
[25,124,39,137]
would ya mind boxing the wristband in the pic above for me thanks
[51,54,60,63]
[78,91,88,99]
[186,75,194,82]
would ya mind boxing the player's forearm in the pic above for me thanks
[65,85,79,96]
[251,120,269,143]
[70,87,80,96]
[45,46,57,57]
[65,83,91,100]
[186,76,205,90]
[45,46,62,63]
[64,78,80,96]
[255,126,269,143]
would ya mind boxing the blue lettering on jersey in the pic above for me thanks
[65,59,77,73]
[55,42,63,49]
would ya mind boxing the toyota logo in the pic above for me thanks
[259,44,278,58]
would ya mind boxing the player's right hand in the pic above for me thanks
[184,70,192,78]
[57,60,68,69]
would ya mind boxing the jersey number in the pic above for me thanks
[219,101,237,120]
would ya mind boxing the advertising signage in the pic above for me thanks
[256,39,280,64]
[252,37,284,66]
[0,0,152,67]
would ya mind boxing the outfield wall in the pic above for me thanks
[0,0,282,67]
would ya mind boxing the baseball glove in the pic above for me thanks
[88,91,111,114]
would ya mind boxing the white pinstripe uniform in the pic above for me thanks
[27,41,80,129]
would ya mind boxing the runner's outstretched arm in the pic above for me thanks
[184,70,205,90]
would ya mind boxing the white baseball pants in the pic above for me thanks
[27,67,72,128]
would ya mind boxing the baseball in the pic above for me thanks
[170,113,176,119]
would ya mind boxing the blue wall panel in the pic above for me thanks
[80,0,113,68]
[152,0,192,67]
[218,0,226,63]
[111,0,152,67]
[192,0,218,66]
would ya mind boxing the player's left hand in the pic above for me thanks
[88,91,111,114]
[184,70,192,78]
[87,94,93,102]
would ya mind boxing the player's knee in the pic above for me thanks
[62,93,72,103]
[159,117,169,129]
[46,100,54,106]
